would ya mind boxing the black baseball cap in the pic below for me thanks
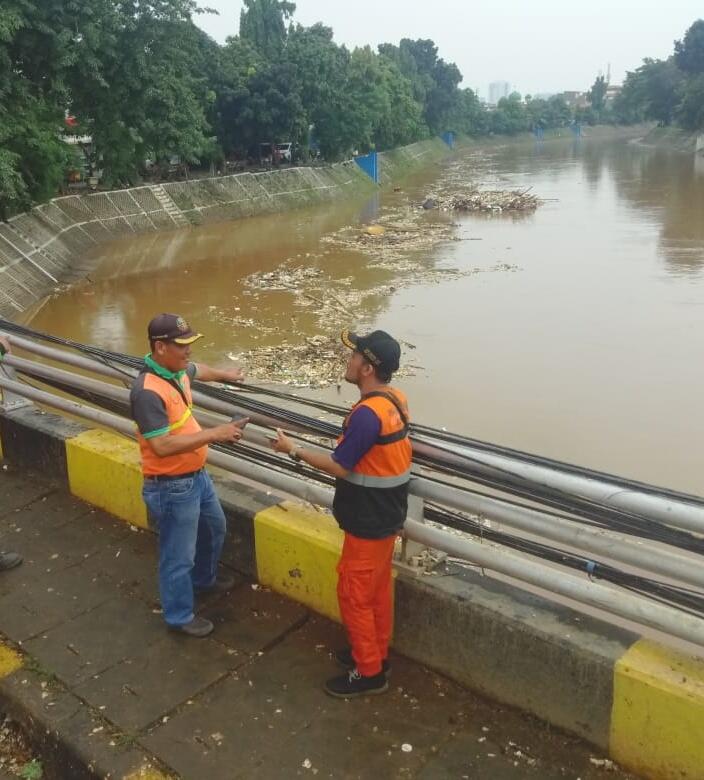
[341,329,401,373]
[147,313,202,345]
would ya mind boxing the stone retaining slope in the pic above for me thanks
[0,136,458,321]
[1,404,703,779]
[0,126,650,320]
[0,161,378,320]
[639,126,704,153]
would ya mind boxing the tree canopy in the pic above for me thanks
[3,1,700,217]
[612,19,704,130]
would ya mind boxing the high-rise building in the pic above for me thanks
[488,81,511,105]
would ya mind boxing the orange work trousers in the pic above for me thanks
[336,532,396,677]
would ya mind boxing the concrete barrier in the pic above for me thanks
[1,403,703,778]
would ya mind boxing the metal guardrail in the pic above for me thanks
[6,337,704,588]
[1,340,704,648]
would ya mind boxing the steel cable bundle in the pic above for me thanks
[3,317,704,619]
[2,317,703,558]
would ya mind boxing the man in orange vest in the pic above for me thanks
[130,314,247,637]
[273,329,411,698]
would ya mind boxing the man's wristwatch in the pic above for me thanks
[288,445,302,462]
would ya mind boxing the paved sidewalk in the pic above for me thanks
[0,466,636,779]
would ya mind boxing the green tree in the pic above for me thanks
[613,58,684,126]
[674,19,704,74]
[215,35,306,157]
[369,53,426,150]
[378,38,461,133]
[612,71,647,125]
[677,74,704,130]
[69,3,214,185]
[447,88,487,136]
[210,37,261,158]
[425,58,462,133]
[284,23,355,158]
[285,27,425,158]
[491,92,529,134]
[343,47,427,153]
[525,96,571,129]
[240,0,295,58]
[0,0,76,216]
[587,75,608,113]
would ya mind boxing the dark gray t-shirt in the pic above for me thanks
[130,362,197,439]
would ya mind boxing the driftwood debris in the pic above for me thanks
[436,188,541,213]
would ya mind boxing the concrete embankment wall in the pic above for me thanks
[1,404,703,779]
[0,125,650,321]
[0,161,378,320]
[0,136,459,322]
[639,126,704,153]
[377,137,450,186]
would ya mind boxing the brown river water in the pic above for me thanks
[25,137,704,494]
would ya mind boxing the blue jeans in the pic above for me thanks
[142,470,226,626]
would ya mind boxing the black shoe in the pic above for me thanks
[334,647,390,676]
[169,616,214,638]
[0,552,22,572]
[325,668,388,699]
[195,572,237,594]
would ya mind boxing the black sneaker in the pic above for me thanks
[169,616,214,638]
[0,552,22,572]
[195,572,237,594]
[334,647,391,677]
[324,668,388,699]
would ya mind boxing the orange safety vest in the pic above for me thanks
[136,371,207,477]
[339,388,412,488]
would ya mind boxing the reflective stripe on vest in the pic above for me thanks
[169,406,193,432]
[342,468,412,488]
[136,369,206,477]
[339,387,412,486]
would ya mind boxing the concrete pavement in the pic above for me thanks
[0,466,636,779]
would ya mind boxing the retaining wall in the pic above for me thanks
[0,135,460,322]
[0,126,650,321]
[376,137,450,186]
[639,126,704,153]
[0,161,378,320]
[1,403,703,779]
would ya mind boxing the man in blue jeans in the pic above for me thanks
[130,314,247,637]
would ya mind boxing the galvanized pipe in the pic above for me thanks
[421,438,704,535]
[411,477,704,590]
[403,518,704,648]
[2,374,704,647]
[0,375,136,437]
[5,351,704,590]
[2,353,275,451]
[1,332,298,434]
[1,332,134,380]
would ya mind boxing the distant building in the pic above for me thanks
[559,91,589,109]
[488,81,511,106]
[605,84,622,105]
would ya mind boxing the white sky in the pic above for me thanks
[194,0,702,98]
